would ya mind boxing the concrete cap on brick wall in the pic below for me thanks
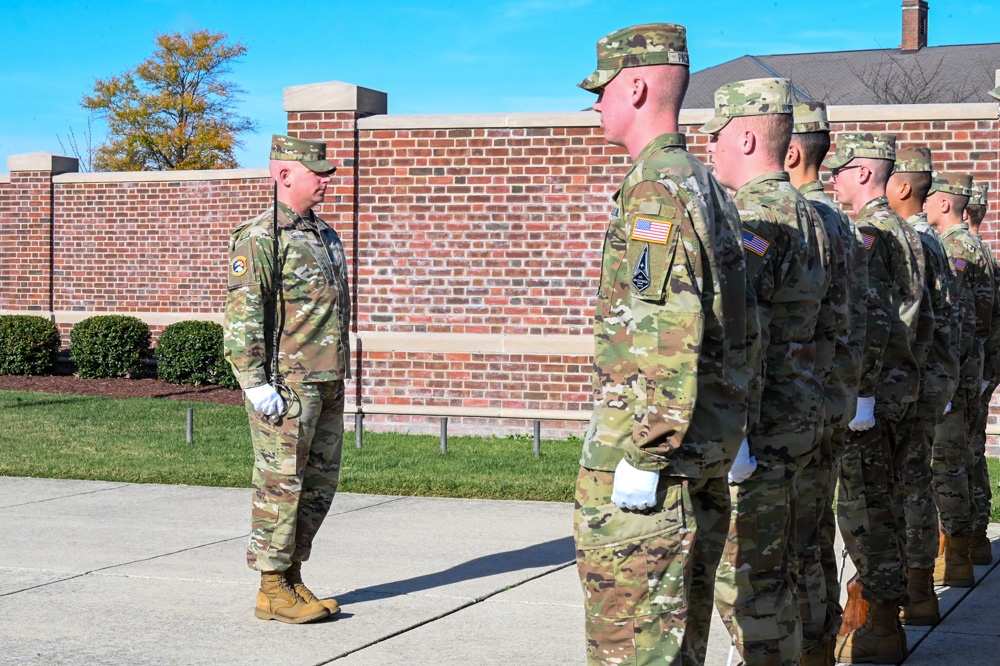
[284,81,387,115]
[8,152,79,174]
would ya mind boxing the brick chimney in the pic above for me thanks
[900,0,928,52]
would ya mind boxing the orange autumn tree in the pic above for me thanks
[82,30,257,171]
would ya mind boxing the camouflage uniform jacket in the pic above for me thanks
[900,216,933,387]
[970,234,1000,386]
[224,202,351,388]
[940,223,992,390]
[800,180,860,427]
[982,245,1000,386]
[581,133,750,479]
[908,213,959,409]
[738,172,828,435]
[855,197,922,416]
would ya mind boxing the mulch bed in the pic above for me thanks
[0,373,244,406]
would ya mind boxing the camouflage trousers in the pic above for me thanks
[715,425,817,666]
[932,387,974,537]
[901,402,942,569]
[838,403,914,605]
[970,384,997,532]
[795,424,843,654]
[574,468,729,666]
[245,381,345,572]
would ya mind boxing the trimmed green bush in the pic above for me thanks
[156,320,239,389]
[0,315,61,375]
[70,315,151,378]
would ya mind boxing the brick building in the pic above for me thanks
[2,80,999,452]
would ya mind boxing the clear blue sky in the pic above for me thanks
[2,0,997,169]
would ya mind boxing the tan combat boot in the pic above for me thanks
[255,571,330,624]
[933,534,975,587]
[286,561,341,615]
[969,528,993,566]
[899,567,939,625]
[834,602,908,664]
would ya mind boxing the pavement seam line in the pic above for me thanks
[906,551,1000,657]
[1,483,131,509]
[0,534,249,597]
[317,560,576,664]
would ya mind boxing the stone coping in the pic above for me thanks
[357,103,998,130]
[0,311,592,355]
[51,168,269,184]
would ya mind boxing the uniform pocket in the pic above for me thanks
[576,482,688,618]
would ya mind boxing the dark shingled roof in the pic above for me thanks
[685,43,1000,108]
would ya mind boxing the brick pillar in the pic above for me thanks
[282,81,388,408]
[1,153,78,316]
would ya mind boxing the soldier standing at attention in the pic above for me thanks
[826,133,923,663]
[963,182,999,566]
[784,101,862,665]
[225,135,351,624]
[925,172,991,590]
[701,78,828,666]
[574,23,750,665]
[886,148,959,626]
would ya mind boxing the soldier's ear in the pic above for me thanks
[784,143,799,170]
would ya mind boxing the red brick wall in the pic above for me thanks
[2,103,998,443]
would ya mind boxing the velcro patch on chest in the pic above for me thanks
[631,216,674,244]
[742,229,770,257]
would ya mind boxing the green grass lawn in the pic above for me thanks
[4,389,1000,513]
[0,391,579,501]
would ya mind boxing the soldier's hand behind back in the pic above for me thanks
[245,384,285,418]
[611,458,659,511]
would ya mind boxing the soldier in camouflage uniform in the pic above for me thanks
[784,101,863,665]
[574,23,750,666]
[886,147,960,625]
[964,182,998,566]
[701,79,829,666]
[224,134,351,624]
[925,172,992,589]
[825,132,923,663]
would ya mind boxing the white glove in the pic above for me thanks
[245,384,285,418]
[611,458,659,511]
[943,402,952,415]
[848,396,876,432]
[982,380,990,396]
[728,438,757,484]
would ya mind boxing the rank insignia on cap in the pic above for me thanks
[742,229,770,257]
[631,216,673,244]
[953,256,967,272]
[631,244,651,292]
[231,256,249,277]
[862,233,876,251]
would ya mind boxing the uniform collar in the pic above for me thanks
[634,132,687,162]
[276,202,320,231]
[798,179,825,194]
[857,195,890,219]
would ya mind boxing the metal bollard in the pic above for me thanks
[533,420,541,458]
[355,412,364,450]
[186,408,194,445]
[440,417,448,454]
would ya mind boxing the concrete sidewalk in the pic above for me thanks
[0,477,997,665]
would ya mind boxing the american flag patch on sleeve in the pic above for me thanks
[862,233,875,251]
[631,216,673,244]
[953,256,967,272]
[742,229,771,257]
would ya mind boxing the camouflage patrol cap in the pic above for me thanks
[698,78,793,134]
[792,101,829,134]
[269,134,336,174]
[928,171,973,197]
[822,132,896,169]
[970,182,989,207]
[893,147,933,173]
[578,23,689,92]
